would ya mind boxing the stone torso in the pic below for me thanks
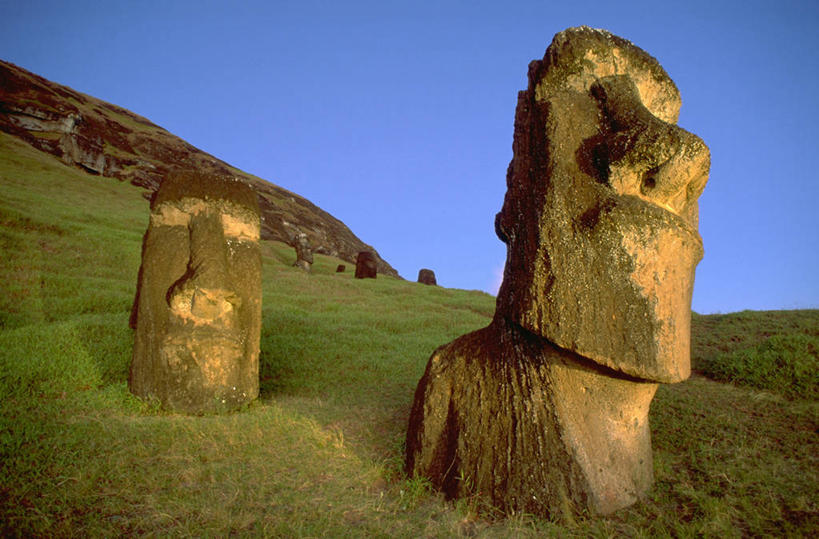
[406,319,657,516]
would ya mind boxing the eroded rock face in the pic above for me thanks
[406,27,709,518]
[355,251,377,279]
[417,269,437,286]
[129,170,262,413]
[292,232,313,272]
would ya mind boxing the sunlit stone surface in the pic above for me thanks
[406,26,710,517]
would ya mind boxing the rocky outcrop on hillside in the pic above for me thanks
[0,60,398,277]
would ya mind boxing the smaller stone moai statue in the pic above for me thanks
[354,251,377,279]
[336,264,346,273]
[417,268,437,286]
[406,27,710,519]
[292,232,313,272]
[129,170,262,414]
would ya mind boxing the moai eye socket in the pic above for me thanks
[641,168,658,194]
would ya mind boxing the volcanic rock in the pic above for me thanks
[406,26,710,518]
[129,170,262,413]
[336,264,346,273]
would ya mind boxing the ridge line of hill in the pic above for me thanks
[0,59,399,277]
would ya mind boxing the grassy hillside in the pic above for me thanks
[1,130,817,537]
[0,59,399,276]
[692,310,819,400]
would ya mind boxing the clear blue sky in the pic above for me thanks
[3,0,817,314]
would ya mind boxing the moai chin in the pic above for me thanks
[129,170,262,414]
[406,27,709,518]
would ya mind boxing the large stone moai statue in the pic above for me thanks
[129,170,262,414]
[406,27,709,518]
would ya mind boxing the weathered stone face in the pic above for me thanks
[417,268,437,286]
[354,251,377,279]
[129,170,262,413]
[494,27,709,383]
[406,27,710,519]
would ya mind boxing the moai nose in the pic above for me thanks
[592,76,710,226]
[637,132,709,224]
[167,211,240,326]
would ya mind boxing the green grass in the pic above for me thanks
[692,310,819,399]
[1,129,817,537]
[698,334,818,400]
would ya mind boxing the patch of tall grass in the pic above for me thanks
[692,309,819,399]
[699,333,818,400]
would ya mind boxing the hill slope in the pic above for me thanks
[0,124,817,535]
[0,59,398,276]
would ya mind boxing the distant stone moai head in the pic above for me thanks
[494,27,710,383]
[129,170,262,413]
[292,231,313,272]
[354,251,377,279]
[417,268,437,286]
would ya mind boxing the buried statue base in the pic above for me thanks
[406,26,709,517]
[406,318,657,516]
